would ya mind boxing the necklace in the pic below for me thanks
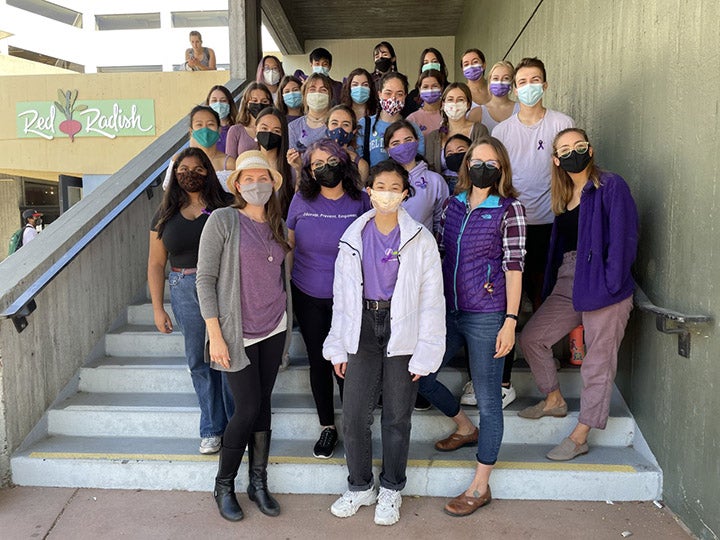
[242,211,275,263]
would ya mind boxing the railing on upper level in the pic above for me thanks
[1,78,248,333]
[634,283,713,358]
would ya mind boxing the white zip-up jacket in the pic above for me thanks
[323,207,446,376]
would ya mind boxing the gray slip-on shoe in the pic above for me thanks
[546,437,589,461]
[517,400,568,419]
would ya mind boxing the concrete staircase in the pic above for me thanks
[11,286,662,501]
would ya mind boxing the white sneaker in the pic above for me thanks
[374,487,402,526]
[460,380,477,406]
[501,384,517,409]
[199,436,221,454]
[330,487,377,518]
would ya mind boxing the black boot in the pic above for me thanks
[214,446,245,521]
[247,430,281,516]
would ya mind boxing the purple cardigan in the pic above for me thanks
[543,171,638,312]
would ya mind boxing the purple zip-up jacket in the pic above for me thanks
[543,171,638,312]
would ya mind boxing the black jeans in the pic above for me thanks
[342,308,417,491]
[292,282,344,426]
[222,332,285,451]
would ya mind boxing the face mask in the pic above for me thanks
[210,101,230,120]
[380,97,404,116]
[422,62,441,72]
[463,64,485,81]
[388,140,419,165]
[191,127,220,148]
[469,163,502,189]
[312,65,330,76]
[517,83,544,106]
[443,101,468,121]
[263,68,281,86]
[282,91,303,109]
[240,181,274,206]
[248,102,266,118]
[445,152,466,173]
[420,89,442,104]
[350,86,371,104]
[314,162,343,188]
[35,217,43,226]
[375,57,393,73]
[326,127,354,146]
[176,170,206,192]
[558,150,592,174]
[369,189,404,214]
[489,81,512,97]
[256,131,282,151]
[306,92,330,111]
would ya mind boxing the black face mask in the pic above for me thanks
[256,131,282,151]
[374,57,393,73]
[248,102,266,119]
[558,150,592,174]
[468,164,501,189]
[313,163,343,188]
[445,152,466,173]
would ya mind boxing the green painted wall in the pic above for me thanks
[455,1,719,538]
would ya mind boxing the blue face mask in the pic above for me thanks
[350,86,371,104]
[517,83,544,107]
[312,65,330,76]
[422,62,441,73]
[283,91,303,109]
[326,127,354,146]
[192,127,220,148]
[209,101,230,120]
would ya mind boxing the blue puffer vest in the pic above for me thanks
[442,193,514,313]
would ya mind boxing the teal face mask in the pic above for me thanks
[210,101,230,119]
[192,127,221,148]
[422,62,441,72]
[516,83,544,107]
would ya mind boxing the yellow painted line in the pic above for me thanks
[28,452,637,472]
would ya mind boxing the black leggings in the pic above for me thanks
[291,282,343,426]
[222,331,285,450]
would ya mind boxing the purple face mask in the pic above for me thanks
[388,140,419,165]
[420,88,443,104]
[489,81,512,97]
[463,64,485,81]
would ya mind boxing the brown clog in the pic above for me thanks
[434,427,479,452]
[444,486,492,517]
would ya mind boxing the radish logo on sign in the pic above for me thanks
[16,89,156,141]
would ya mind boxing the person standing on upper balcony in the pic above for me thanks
[185,31,216,71]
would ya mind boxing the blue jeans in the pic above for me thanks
[419,310,505,465]
[169,271,233,437]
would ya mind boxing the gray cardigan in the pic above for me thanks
[196,207,292,372]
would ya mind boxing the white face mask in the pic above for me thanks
[263,68,280,86]
[443,101,468,121]
[369,189,404,214]
[306,92,330,111]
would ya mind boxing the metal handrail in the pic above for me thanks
[633,283,713,358]
[1,78,247,333]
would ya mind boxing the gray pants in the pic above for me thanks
[518,251,633,429]
[342,308,418,491]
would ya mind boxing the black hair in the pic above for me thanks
[310,47,333,65]
[443,133,473,153]
[276,75,303,115]
[366,159,415,200]
[204,85,238,126]
[255,107,294,218]
[298,139,363,201]
[417,47,448,86]
[383,119,419,149]
[155,147,232,238]
[379,71,409,94]
[189,104,220,128]
[340,67,378,116]
[373,41,397,72]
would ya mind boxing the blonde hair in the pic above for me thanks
[550,128,602,215]
[455,137,518,198]
[488,60,515,80]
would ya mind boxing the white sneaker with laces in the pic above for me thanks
[501,384,517,409]
[199,436,221,454]
[374,487,402,526]
[330,487,377,518]
[460,380,477,406]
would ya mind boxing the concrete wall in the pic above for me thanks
[280,36,456,89]
[0,179,20,263]
[455,1,718,538]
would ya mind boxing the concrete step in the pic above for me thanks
[126,303,176,326]
[145,282,170,301]
[46,389,634,447]
[11,435,662,500]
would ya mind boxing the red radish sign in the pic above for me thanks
[16,89,155,141]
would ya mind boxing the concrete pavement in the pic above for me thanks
[0,486,692,539]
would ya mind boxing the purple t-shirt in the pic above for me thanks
[238,213,287,339]
[287,191,371,298]
[361,220,401,301]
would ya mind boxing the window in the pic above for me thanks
[7,0,82,27]
[95,13,161,31]
[172,10,228,28]
[23,179,59,208]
